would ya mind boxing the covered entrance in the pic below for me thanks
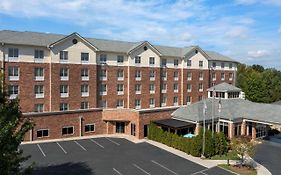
[154,119,196,136]
[116,122,125,133]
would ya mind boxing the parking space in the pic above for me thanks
[21,137,235,175]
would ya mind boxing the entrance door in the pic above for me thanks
[144,125,148,137]
[116,122,125,133]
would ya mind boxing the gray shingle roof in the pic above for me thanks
[205,51,238,62]
[208,82,241,92]
[172,98,281,124]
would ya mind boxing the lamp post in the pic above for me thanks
[202,98,207,157]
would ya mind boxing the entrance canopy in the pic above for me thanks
[154,119,194,129]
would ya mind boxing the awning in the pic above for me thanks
[154,119,194,129]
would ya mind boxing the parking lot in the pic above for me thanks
[21,137,235,175]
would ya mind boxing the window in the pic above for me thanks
[100,54,107,64]
[135,56,141,64]
[37,129,49,138]
[8,66,19,80]
[135,84,141,94]
[149,70,155,80]
[35,68,44,81]
[100,84,107,95]
[81,52,89,63]
[149,84,155,94]
[161,70,167,80]
[35,104,44,112]
[174,83,178,93]
[62,126,73,135]
[60,103,69,111]
[212,62,216,68]
[8,48,19,59]
[59,51,68,62]
[161,59,167,67]
[99,100,107,108]
[161,96,167,106]
[187,60,191,67]
[149,57,155,65]
[117,69,124,81]
[198,96,203,101]
[149,98,155,108]
[174,59,179,67]
[34,49,44,60]
[229,73,233,80]
[35,85,44,98]
[80,101,89,109]
[117,99,124,108]
[99,69,107,80]
[161,83,167,93]
[117,84,124,95]
[212,72,216,81]
[135,70,141,81]
[221,62,225,69]
[131,123,136,136]
[187,84,192,92]
[187,72,192,80]
[81,84,89,97]
[187,96,192,105]
[174,71,179,81]
[60,68,68,81]
[81,68,89,81]
[85,124,95,132]
[198,83,203,92]
[199,61,203,67]
[135,99,141,109]
[221,73,225,80]
[173,96,178,106]
[199,72,203,80]
[60,85,68,97]
[117,55,124,64]
[8,85,19,99]
[229,63,233,69]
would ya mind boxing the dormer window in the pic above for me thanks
[135,56,141,64]
[199,61,203,68]
[187,60,191,67]
[100,54,107,64]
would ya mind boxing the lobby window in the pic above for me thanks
[135,56,141,64]
[149,57,155,65]
[81,52,89,63]
[149,84,155,94]
[187,96,192,105]
[34,49,44,60]
[173,96,178,106]
[161,59,167,67]
[135,99,141,109]
[161,70,167,80]
[229,63,233,69]
[117,55,124,64]
[81,68,89,81]
[187,72,192,80]
[174,59,179,67]
[81,84,89,97]
[100,54,107,64]
[131,123,136,136]
[8,66,19,81]
[99,84,107,96]
[199,72,203,80]
[221,73,225,81]
[60,103,69,111]
[8,48,19,59]
[117,69,124,81]
[187,83,192,92]
[161,96,167,106]
[62,126,74,135]
[34,68,44,81]
[135,70,141,81]
[37,129,49,138]
[85,124,95,133]
[187,60,192,67]
[212,62,216,68]
[60,68,69,81]
[199,61,203,68]
[34,85,44,98]
[80,101,89,109]
[229,73,233,80]
[149,70,155,81]
[212,72,216,81]
[60,85,69,98]
[149,98,155,108]
[117,99,124,108]
[117,84,124,95]
[198,83,203,92]
[99,69,107,81]
[135,84,141,94]
[174,71,179,81]
[221,62,225,69]
[35,104,44,112]
[174,83,178,93]
[59,51,68,62]
[8,85,19,99]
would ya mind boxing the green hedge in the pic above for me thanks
[148,123,228,158]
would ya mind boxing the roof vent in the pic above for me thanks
[195,49,198,54]
[144,46,147,51]
[72,39,78,44]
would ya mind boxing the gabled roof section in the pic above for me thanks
[127,41,162,56]
[208,82,241,92]
[205,51,238,63]
[49,32,99,51]
[182,46,210,59]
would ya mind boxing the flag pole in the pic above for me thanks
[202,98,207,157]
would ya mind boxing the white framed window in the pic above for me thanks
[149,98,155,108]
[100,54,107,64]
[99,100,107,108]
[34,49,44,62]
[198,83,203,92]
[60,68,69,81]
[117,84,124,95]
[99,84,107,95]
[135,99,141,109]
[99,69,107,81]
[35,85,44,98]
[212,62,216,68]
[60,85,68,98]
[174,59,178,67]
[135,70,141,81]
[221,62,225,69]
[81,68,89,81]
[187,84,192,92]
[135,84,141,94]
[117,55,124,64]
[187,72,192,80]
[187,96,192,105]
[135,56,141,64]
[212,72,216,81]
[60,103,69,111]
[161,83,167,93]
[149,70,155,81]
[161,59,167,67]
[81,52,89,63]
[8,85,19,99]
[62,126,73,135]
[59,51,68,63]
[221,72,225,81]
[117,69,124,81]
[149,84,155,94]
[199,61,203,68]
[229,73,233,80]
[37,129,49,138]
[80,101,89,109]
[8,66,19,81]
[174,71,179,81]
[161,96,166,107]
[81,84,89,97]
[85,124,95,132]
[8,48,19,61]
[229,63,233,69]
[116,99,124,108]
[199,72,203,80]
[35,104,44,112]
[174,83,179,93]
[34,68,44,81]
[173,96,178,106]
[187,60,191,67]
[161,70,167,80]
[149,57,155,66]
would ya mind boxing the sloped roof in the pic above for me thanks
[205,51,238,62]
[208,82,241,92]
[172,98,281,125]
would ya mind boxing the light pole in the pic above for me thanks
[202,98,207,157]
[211,67,215,138]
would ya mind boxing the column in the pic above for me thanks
[246,124,249,136]
[241,120,246,135]
[228,122,234,139]
[252,123,256,140]
[195,123,201,135]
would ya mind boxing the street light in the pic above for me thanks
[202,98,207,157]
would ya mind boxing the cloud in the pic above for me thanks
[235,0,281,6]
[248,50,271,58]
[278,26,281,33]
[225,27,248,38]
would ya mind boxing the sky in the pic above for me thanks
[0,0,281,69]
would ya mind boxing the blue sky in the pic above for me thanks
[0,0,281,69]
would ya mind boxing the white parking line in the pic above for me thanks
[133,163,151,175]
[90,139,104,148]
[37,144,46,157]
[190,168,209,175]
[151,160,179,175]
[105,137,120,146]
[56,142,67,154]
[74,141,87,151]
[113,168,123,175]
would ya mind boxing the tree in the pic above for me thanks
[0,74,34,175]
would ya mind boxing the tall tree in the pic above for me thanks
[0,74,34,175]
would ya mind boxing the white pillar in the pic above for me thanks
[79,116,82,137]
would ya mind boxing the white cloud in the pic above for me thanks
[225,27,248,38]
[236,0,257,5]
[278,26,281,33]
[236,0,281,6]
[248,50,271,58]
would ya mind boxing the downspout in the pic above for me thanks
[127,55,130,108]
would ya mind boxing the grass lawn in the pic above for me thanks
[219,164,257,175]
[208,151,240,160]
